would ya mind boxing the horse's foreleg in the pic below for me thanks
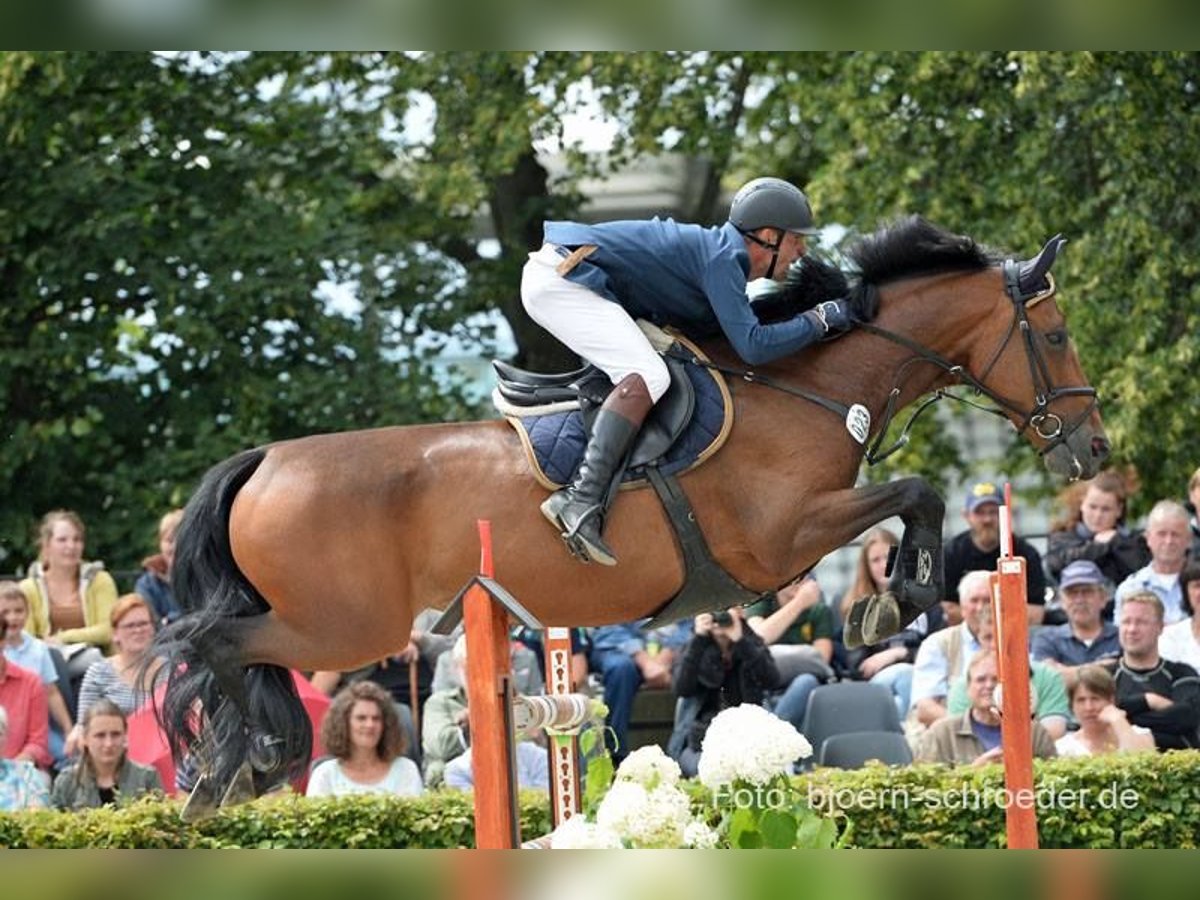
[845,477,945,648]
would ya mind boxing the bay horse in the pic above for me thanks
[152,216,1109,806]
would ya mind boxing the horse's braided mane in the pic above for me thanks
[754,215,1000,325]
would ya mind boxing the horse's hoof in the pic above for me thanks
[861,592,901,645]
[842,595,871,649]
[220,761,258,808]
[181,774,221,822]
[248,732,283,773]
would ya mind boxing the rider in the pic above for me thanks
[521,176,857,566]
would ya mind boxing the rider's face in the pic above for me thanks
[771,231,808,279]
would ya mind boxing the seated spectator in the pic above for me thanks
[745,576,835,730]
[307,681,423,797]
[915,649,1057,766]
[1043,471,1149,609]
[68,596,165,755]
[134,509,184,625]
[0,707,49,810]
[1,581,74,768]
[0,652,50,773]
[443,739,549,792]
[672,607,780,777]
[944,612,1071,739]
[839,528,932,719]
[1114,591,1200,750]
[1056,665,1155,757]
[421,636,470,788]
[1158,561,1200,670]
[19,510,118,685]
[588,619,689,764]
[1031,560,1122,691]
[911,570,992,728]
[1115,500,1191,625]
[51,699,162,810]
[943,481,1046,627]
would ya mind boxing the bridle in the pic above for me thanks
[857,259,1099,471]
[665,258,1099,477]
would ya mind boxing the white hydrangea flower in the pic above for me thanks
[683,820,721,849]
[548,814,625,849]
[697,703,813,790]
[614,744,681,789]
[595,779,697,848]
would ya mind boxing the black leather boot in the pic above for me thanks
[541,374,654,565]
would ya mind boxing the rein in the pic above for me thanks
[672,260,1098,470]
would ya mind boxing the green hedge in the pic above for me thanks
[2,752,1195,848]
[806,750,1200,849]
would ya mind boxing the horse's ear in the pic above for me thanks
[1018,234,1067,295]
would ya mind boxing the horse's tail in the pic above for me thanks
[151,447,312,801]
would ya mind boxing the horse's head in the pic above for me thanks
[969,235,1109,479]
[845,217,1108,481]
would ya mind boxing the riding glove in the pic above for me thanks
[802,298,856,340]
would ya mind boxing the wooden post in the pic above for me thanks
[462,520,520,849]
[543,626,582,827]
[993,482,1039,849]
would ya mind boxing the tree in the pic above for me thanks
[3,52,1196,573]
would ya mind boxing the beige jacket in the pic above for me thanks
[915,710,1058,765]
[20,561,119,653]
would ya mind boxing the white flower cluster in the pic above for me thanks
[548,814,624,849]
[547,745,713,849]
[613,744,681,790]
[696,703,812,790]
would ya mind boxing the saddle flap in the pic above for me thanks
[627,353,694,469]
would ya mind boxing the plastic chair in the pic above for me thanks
[817,730,913,769]
[801,682,902,753]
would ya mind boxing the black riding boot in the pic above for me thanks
[541,373,654,565]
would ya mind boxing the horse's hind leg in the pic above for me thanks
[845,477,945,648]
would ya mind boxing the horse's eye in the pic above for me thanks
[1045,330,1067,347]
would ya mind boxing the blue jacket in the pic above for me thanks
[543,218,823,365]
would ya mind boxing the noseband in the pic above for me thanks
[858,259,1098,470]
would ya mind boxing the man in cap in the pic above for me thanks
[1031,559,1121,692]
[521,177,857,566]
[941,480,1047,627]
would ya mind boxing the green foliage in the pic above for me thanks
[5,752,1194,847]
[0,790,553,849]
[806,750,1200,849]
[3,51,1197,574]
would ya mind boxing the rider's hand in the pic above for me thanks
[803,299,856,340]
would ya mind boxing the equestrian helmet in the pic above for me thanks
[728,177,818,235]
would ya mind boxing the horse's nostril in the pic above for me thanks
[1092,437,1111,459]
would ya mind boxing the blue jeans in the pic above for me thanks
[870,662,914,721]
[768,673,820,733]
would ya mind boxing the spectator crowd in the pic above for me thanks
[3,465,1199,813]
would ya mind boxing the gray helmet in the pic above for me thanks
[728,177,817,235]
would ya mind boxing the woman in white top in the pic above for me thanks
[1056,664,1155,757]
[1158,561,1200,670]
[307,680,422,797]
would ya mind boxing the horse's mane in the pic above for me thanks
[753,215,998,325]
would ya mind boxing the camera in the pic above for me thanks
[711,610,734,627]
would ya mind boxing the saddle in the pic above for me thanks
[493,328,762,628]
[492,328,731,489]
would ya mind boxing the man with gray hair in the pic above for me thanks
[1115,500,1192,624]
[1032,559,1122,691]
[910,570,994,728]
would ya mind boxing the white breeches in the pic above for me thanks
[520,244,671,402]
